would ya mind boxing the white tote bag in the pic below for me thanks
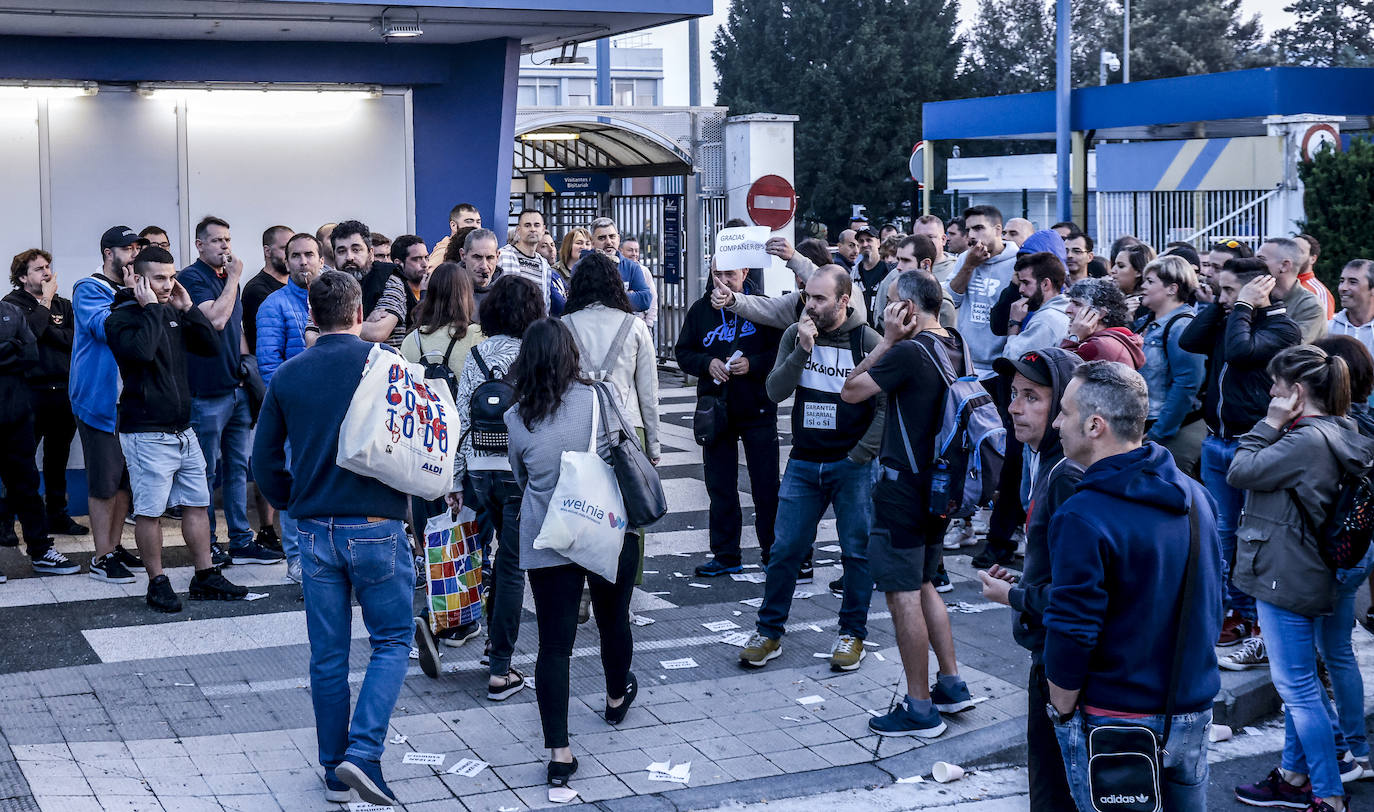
[336,343,459,500]
[532,390,628,582]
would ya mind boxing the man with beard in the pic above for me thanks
[243,226,292,356]
[1002,251,1071,359]
[460,228,500,311]
[979,348,1083,811]
[330,220,408,348]
[389,233,429,322]
[72,227,145,581]
[853,226,890,319]
[738,265,884,672]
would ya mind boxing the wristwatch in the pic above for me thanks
[1046,702,1075,724]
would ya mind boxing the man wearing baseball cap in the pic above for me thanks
[853,226,890,319]
[980,347,1083,811]
[72,226,147,582]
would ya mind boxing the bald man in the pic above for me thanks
[1004,218,1035,248]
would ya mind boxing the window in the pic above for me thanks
[634,79,658,107]
[517,83,536,107]
[517,79,559,106]
[613,79,635,106]
[566,78,592,107]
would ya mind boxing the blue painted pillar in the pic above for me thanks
[596,38,612,105]
[1056,0,1072,223]
[412,37,521,242]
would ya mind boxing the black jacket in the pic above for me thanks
[2,289,73,387]
[105,288,220,433]
[1179,301,1302,438]
[0,301,37,423]
[360,261,407,318]
[674,291,781,426]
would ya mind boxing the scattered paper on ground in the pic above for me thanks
[387,734,407,745]
[631,615,656,626]
[350,803,391,812]
[548,787,579,803]
[244,592,269,601]
[896,775,925,783]
[647,760,691,784]
[719,632,751,647]
[730,572,766,583]
[797,695,825,705]
[703,620,739,632]
[812,652,830,659]
[642,570,658,574]
[447,758,489,776]
[402,752,445,766]
[740,597,764,608]
[807,624,824,632]
[795,591,816,599]
[688,583,711,589]
[874,652,886,661]
[660,657,699,670]
[741,563,760,569]
[948,601,1008,614]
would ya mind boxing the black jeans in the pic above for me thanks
[701,419,780,567]
[982,376,1025,559]
[0,413,49,554]
[1027,659,1075,811]
[469,470,524,676]
[30,385,76,523]
[527,534,638,750]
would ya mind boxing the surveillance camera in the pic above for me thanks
[1101,51,1122,71]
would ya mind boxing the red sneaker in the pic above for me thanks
[1218,613,1251,647]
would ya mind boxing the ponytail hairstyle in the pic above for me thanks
[1267,344,1352,418]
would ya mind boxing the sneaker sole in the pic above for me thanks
[1232,793,1309,808]
[439,628,482,648]
[324,786,351,803]
[147,598,183,613]
[870,719,947,738]
[935,584,954,594]
[89,569,136,585]
[335,761,398,807]
[1219,660,1267,672]
[934,699,977,713]
[695,568,743,577]
[31,565,81,576]
[414,618,441,680]
[189,590,248,601]
[830,648,866,672]
[797,576,814,584]
[740,646,782,668]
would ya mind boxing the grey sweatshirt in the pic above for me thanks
[949,243,1020,374]
[1001,293,1071,360]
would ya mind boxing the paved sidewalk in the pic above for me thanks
[0,384,1288,811]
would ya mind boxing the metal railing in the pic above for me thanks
[1096,189,1274,250]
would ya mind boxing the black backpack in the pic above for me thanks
[467,347,518,455]
[420,333,462,399]
[1290,424,1374,571]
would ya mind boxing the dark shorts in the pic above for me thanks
[869,470,949,593]
[77,419,130,499]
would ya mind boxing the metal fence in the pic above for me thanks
[612,194,683,359]
[1096,189,1274,250]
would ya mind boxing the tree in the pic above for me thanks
[713,0,964,232]
[964,0,1054,95]
[1128,0,1270,79]
[1298,137,1374,291]
[1272,0,1374,66]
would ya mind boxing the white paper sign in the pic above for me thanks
[402,752,445,766]
[714,226,771,271]
[660,657,699,670]
[719,632,752,647]
[646,760,692,784]
[447,758,489,776]
[739,597,764,607]
[796,695,826,705]
[730,572,766,584]
[548,787,579,803]
[702,620,740,632]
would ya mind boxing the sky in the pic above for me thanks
[648,0,1296,107]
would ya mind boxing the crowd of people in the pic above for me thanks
[2,200,1373,812]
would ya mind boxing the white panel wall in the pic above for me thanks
[47,92,181,297]
[0,100,46,283]
[183,91,411,267]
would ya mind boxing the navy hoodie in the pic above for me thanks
[1043,443,1223,715]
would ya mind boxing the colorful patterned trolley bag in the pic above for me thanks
[423,506,485,634]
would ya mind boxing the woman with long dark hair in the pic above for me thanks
[506,318,639,790]
[1230,345,1374,812]
[401,262,484,382]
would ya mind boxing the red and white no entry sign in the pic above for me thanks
[746,174,796,230]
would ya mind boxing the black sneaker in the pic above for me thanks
[414,617,441,679]
[189,569,249,601]
[89,552,136,584]
[437,621,481,648]
[49,515,89,536]
[931,568,954,594]
[255,526,282,552]
[829,575,844,595]
[230,542,285,566]
[112,545,146,572]
[30,547,80,576]
[694,559,743,577]
[209,543,231,567]
[797,561,814,584]
[146,574,182,613]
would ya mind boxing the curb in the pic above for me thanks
[583,670,1281,811]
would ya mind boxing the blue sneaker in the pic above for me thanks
[335,756,398,807]
[931,679,976,713]
[868,700,947,738]
[323,769,351,803]
[695,559,743,577]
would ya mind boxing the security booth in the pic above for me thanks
[920,67,1374,249]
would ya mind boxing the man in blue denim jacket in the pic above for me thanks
[1044,361,1222,812]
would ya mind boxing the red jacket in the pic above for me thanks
[1062,327,1145,369]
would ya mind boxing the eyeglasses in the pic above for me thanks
[1066,247,1088,255]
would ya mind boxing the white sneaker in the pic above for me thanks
[286,558,302,584]
[971,507,992,536]
[943,520,973,550]
[1219,636,1268,671]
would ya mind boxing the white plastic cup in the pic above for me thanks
[1209,724,1233,743]
[932,761,965,783]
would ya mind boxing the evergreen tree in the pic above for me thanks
[1273,0,1374,66]
[965,0,1055,94]
[1128,0,1270,79]
[1299,137,1374,291]
[713,0,964,231]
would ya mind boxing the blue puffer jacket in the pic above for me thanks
[255,281,309,384]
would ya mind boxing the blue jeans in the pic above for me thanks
[190,389,253,549]
[1320,550,1374,758]
[757,456,874,640]
[1199,435,1253,620]
[1257,599,1344,798]
[297,517,414,768]
[1055,707,1211,812]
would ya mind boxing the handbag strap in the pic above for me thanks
[470,346,494,381]
[585,383,601,455]
[599,314,636,376]
[1161,503,1201,748]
